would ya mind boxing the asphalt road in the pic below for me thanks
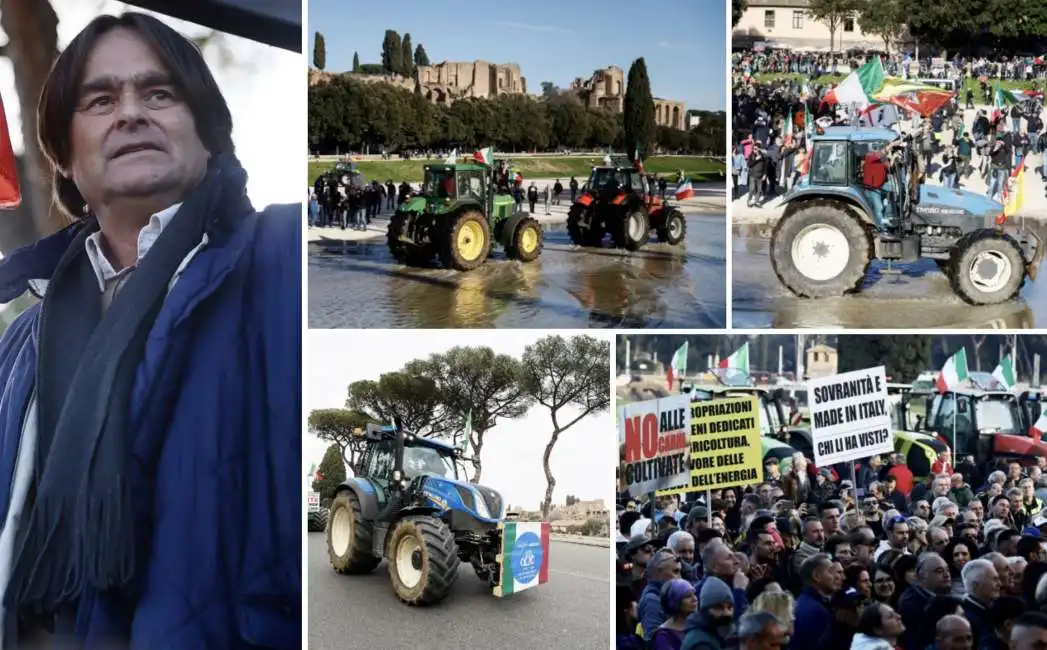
[308,207,726,328]
[307,533,610,650]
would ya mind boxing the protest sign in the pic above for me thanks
[619,395,691,497]
[807,366,892,466]
[658,396,763,495]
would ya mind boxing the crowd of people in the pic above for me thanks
[731,47,1047,208]
[616,448,1047,650]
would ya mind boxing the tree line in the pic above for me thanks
[734,0,1047,54]
[309,74,725,155]
[307,336,609,519]
[313,29,430,76]
[621,335,1047,387]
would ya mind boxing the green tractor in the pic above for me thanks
[387,163,543,270]
[326,424,550,605]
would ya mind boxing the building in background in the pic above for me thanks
[733,0,881,50]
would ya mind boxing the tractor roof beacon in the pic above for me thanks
[567,163,686,251]
[387,162,543,270]
[326,424,545,606]
[770,127,1045,305]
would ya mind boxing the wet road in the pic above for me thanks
[308,533,609,650]
[731,219,1045,329]
[309,210,726,328]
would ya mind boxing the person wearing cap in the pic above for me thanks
[650,578,698,650]
[639,549,684,640]
[680,576,735,650]
[898,553,952,650]
[820,586,862,649]
[622,535,655,599]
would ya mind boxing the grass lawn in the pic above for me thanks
[307,155,726,185]
[749,72,845,85]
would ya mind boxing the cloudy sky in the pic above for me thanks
[306,331,614,511]
[0,0,302,209]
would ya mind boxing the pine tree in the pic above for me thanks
[401,33,414,77]
[313,32,326,71]
[312,444,347,501]
[382,30,402,74]
[623,57,655,162]
[352,51,360,72]
[414,43,430,68]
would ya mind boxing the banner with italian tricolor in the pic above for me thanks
[495,521,550,597]
[937,349,969,394]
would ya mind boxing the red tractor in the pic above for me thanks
[566,165,686,251]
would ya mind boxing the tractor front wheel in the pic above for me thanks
[387,516,461,606]
[770,201,871,298]
[567,204,604,246]
[657,209,687,245]
[439,210,492,271]
[612,210,649,251]
[507,218,543,263]
[948,230,1026,305]
[327,491,380,574]
[387,213,433,267]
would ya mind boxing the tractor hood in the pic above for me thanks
[992,433,1047,460]
[912,185,1002,224]
[399,195,439,213]
[420,475,505,522]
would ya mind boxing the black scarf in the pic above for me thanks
[6,153,248,614]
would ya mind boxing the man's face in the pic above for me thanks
[994,499,1011,519]
[889,523,909,548]
[830,561,844,591]
[886,478,897,493]
[941,504,959,520]
[754,533,777,562]
[69,27,210,212]
[933,478,950,497]
[923,556,952,593]
[835,543,855,567]
[1012,623,1047,650]
[930,529,949,553]
[880,604,904,638]
[973,566,1001,602]
[758,484,773,505]
[746,623,788,650]
[938,624,973,650]
[915,501,931,519]
[675,540,695,565]
[822,508,841,534]
[968,501,984,521]
[765,462,780,479]
[805,521,825,546]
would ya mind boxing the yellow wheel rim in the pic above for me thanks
[520,226,538,253]
[457,219,485,261]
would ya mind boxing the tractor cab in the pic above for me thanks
[705,368,812,459]
[586,166,648,198]
[923,389,1045,467]
[886,383,948,479]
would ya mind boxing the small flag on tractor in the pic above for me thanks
[992,354,1016,390]
[667,342,688,390]
[494,521,550,597]
[0,93,19,208]
[473,147,493,164]
[443,148,458,164]
[937,349,969,394]
[719,342,750,373]
[1032,411,1047,439]
[674,178,695,200]
[784,110,793,146]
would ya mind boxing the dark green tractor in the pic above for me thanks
[387,163,543,271]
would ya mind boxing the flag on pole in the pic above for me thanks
[936,349,970,393]
[674,178,695,200]
[495,521,550,597]
[0,93,19,208]
[823,57,886,110]
[473,147,493,164]
[443,148,458,164]
[308,463,316,477]
[459,411,472,454]
[995,85,1023,109]
[1031,411,1047,439]
[667,342,688,389]
[718,342,750,373]
[784,110,793,146]
[1003,164,1026,218]
[992,354,1016,390]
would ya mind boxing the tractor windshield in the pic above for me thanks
[809,141,848,185]
[402,444,460,480]
[588,168,623,192]
[975,398,1022,434]
[423,168,458,199]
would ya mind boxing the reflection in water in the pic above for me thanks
[731,219,1046,329]
[309,214,727,328]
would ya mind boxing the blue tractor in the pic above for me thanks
[326,424,542,605]
[771,127,1045,305]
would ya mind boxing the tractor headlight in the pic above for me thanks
[472,488,492,519]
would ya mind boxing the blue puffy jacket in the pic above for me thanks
[0,204,301,649]
[637,579,666,640]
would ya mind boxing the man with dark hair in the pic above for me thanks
[824,533,854,568]
[0,12,299,649]
[898,553,952,650]
[790,554,834,650]
[853,602,905,649]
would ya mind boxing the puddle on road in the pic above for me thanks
[309,215,727,328]
[732,220,1045,329]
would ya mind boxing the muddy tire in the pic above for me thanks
[387,515,460,606]
[947,229,1026,305]
[327,491,380,574]
[656,208,687,245]
[612,210,649,251]
[439,209,492,271]
[308,508,328,533]
[566,203,604,246]
[507,218,544,263]
[387,212,433,266]
[770,200,872,298]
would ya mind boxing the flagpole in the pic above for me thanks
[952,401,957,454]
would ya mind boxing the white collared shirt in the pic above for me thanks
[84,202,183,293]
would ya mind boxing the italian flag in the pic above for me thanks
[496,521,550,597]
[1031,411,1047,439]
[992,354,1016,390]
[995,85,1024,108]
[667,342,688,389]
[784,110,793,146]
[674,178,695,200]
[719,342,750,373]
[473,147,493,164]
[824,57,885,110]
[936,349,970,394]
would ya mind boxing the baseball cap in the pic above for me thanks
[830,587,863,609]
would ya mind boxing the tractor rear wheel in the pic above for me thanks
[612,209,649,251]
[439,209,492,271]
[308,508,328,532]
[327,491,380,574]
[507,218,543,263]
[566,203,604,246]
[770,200,871,298]
[387,516,460,606]
[656,208,687,245]
[947,230,1026,305]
